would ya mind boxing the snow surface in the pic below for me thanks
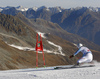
[0,62,100,79]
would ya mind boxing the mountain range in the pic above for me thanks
[0,6,100,70]
[0,6,100,46]
[51,7,100,46]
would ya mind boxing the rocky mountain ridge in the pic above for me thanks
[1,6,100,46]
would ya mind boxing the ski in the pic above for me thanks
[54,65,95,69]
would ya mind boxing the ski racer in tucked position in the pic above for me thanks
[69,43,93,66]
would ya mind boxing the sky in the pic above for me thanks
[0,0,100,9]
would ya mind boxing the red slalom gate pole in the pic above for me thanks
[36,33,38,68]
[42,50,45,67]
[36,50,38,68]
[40,34,45,67]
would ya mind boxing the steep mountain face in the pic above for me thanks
[51,7,100,46]
[24,9,36,19]
[0,13,79,70]
[0,38,70,70]
[35,8,51,21]
[1,7,19,16]
[16,13,100,51]
[1,6,100,46]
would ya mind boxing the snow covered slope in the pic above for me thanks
[0,63,100,79]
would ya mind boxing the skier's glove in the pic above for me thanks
[69,55,74,58]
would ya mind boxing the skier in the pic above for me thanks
[69,43,93,66]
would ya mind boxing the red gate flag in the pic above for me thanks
[35,33,43,51]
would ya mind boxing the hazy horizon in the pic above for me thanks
[0,0,100,9]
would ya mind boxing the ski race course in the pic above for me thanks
[0,62,100,79]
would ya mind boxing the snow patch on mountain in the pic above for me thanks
[16,6,28,11]
[4,31,65,56]
[47,40,65,56]
[0,9,3,12]
[36,31,65,56]
[32,7,38,11]
[89,7,100,12]
[36,31,46,38]
[6,43,35,51]
[55,7,64,12]
[0,6,13,12]
[70,7,83,10]
[6,42,65,56]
